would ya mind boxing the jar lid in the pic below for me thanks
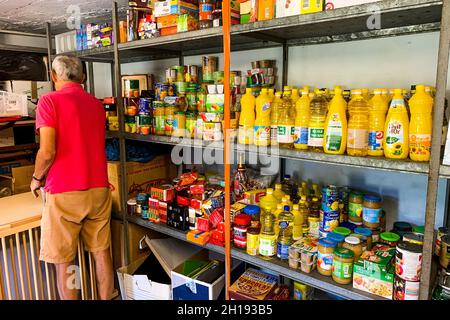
[234,213,252,226]
[339,221,357,232]
[393,221,413,232]
[403,232,424,244]
[397,240,423,253]
[327,232,345,243]
[345,236,361,245]
[334,248,354,259]
[380,232,401,242]
[363,194,382,202]
[333,227,352,237]
[127,198,137,205]
[412,225,425,234]
[247,227,260,234]
[243,205,260,215]
[350,190,363,197]
[354,227,373,237]
[319,238,337,248]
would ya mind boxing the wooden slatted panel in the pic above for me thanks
[28,229,39,300]
[15,233,26,300]
[33,229,44,299]
[1,237,12,299]
[8,237,19,299]
[21,232,33,300]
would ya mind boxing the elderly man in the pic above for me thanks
[30,54,113,300]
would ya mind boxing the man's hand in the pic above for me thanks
[30,179,42,198]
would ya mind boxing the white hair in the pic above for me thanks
[52,54,84,82]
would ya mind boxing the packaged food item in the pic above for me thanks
[294,88,311,150]
[127,198,137,215]
[150,184,175,202]
[436,227,449,256]
[293,281,314,300]
[254,88,271,146]
[347,89,369,156]
[238,88,256,145]
[308,90,328,152]
[395,241,423,282]
[259,211,277,259]
[384,88,409,159]
[270,92,282,146]
[409,84,433,161]
[229,268,278,300]
[343,236,362,262]
[332,248,354,285]
[393,275,419,300]
[246,227,260,256]
[432,269,450,300]
[326,232,345,247]
[308,216,320,239]
[317,238,337,276]
[289,237,318,273]
[202,56,218,82]
[243,205,260,228]
[368,89,388,156]
[353,227,373,251]
[323,87,347,154]
[348,191,364,224]
[186,230,210,246]
[233,213,252,249]
[439,235,450,269]
[392,221,413,238]
[362,194,382,229]
[277,90,295,148]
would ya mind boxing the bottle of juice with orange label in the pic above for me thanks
[254,88,271,146]
[368,89,388,156]
[238,88,256,145]
[409,84,433,161]
[384,89,409,159]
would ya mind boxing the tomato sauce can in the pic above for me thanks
[393,275,419,300]
[395,241,423,282]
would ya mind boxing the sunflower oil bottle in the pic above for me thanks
[381,88,390,104]
[254,88,271,146]
[308,89,328,152]
[277,91,295,148]
[273,183,286,202]
[277,206,294,260]
[259,188,279,214]
[270,92,282,146]
[238,88,255,145]
[384,88,409,159]
[347,89,369,156]
[291,204,303,240]
[259,209,277,260]
[273,203,284,236]
[283,195,294,210]
[362,88,371,102]
[268,88,275,102]
[291,88,300,104]
[298,196,310,236]
[368,89,388,157]
[294,88,311,150]
[324,87,347,154]
[281,174,297,197]
[409,84,433,161]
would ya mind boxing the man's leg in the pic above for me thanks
[54,262,80,300]
[91,248,114,300]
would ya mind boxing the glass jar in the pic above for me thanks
[199,0,214,29]
[317,238,337,276]
[379,231,401,247]
[333,226,352,238]
[186,111,197,138]
[212,0,222,27]
[186,85,198,111]
[372,227,381,243]
[127,198,137,215]
[326,232,345,247]
[153,101,166,135]
[332,248,354,285]
[197,85,208,112]
[403,232,424,246]
[246,227,260,256]
[164,104,178,136]
[343,236,362,262]
[243,205,261,229]
[392,221,413,238]
[173,111,186,137]
[348,191,364,224]
[362,194,382,229]
[233,213,252,249]
[353,227,373,251]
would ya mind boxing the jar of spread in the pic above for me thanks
[186,85,198,111]
[392,221,413,238]
[348,191,363,224]
[317,238,337,276]
[172,111,186,137]
[332,248,354,285]
[343,236,362,262]
[233,213,252,249]
[164,104,177,136]
[362,194,382,229]
[353,227,373,251]
[153,101,166,135]
[412,225,425,235]
[326,232,345,247]
[380,231,401,247]
[246,227,260,256]
[185,111,196,138]
[243,205,261,229]
[127,198,137,215]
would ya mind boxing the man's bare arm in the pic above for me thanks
[34,127,56,179]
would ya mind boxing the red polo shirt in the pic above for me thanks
[36,82,108,194]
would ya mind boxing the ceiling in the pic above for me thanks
[0,0,128,35]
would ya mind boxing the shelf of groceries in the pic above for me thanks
[65,0,442,61]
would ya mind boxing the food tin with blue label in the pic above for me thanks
[322,185,340,212]
[138,98,152,115]
[319,209,340,234]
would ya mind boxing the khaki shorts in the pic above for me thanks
[39,187,112,264]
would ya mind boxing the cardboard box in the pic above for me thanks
[258,0,275,21]
[153,0,199,17]
[160,26,178,36]
[0,127,14,147]
[300,0,323,14]
[107,154,177,213]
[229,268,278,300]
[11,165,34,194]
[177,14,199,33]
[325,0,380,10]
[0,159,33,176]
[240,0,258,23]
[276,0,300,17]
[156,14,178,29]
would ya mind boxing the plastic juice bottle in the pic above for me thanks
[368,89,389,157]
[273,183,285,202]
[347,89,369,157]
[268,88,275,102]
[238,88,256,145]
[291,204,303,240]
[323,87,347,154]
[298,196,310,236]
[277,91,295,148]
[270,92,282,146]
[384,88,410,159]
[291,88,300,104]
[259,212,277,260]
[294,88,311,150]
[308,90,328,152]
[254,88,271,146]
[259,188,279,213]
[409,84,433,161]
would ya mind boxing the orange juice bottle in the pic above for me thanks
[238,88,256,145]
[409,84,433,161]
[368,89,388,157]
[254,88,271,146]
[347,89,369,156]
[323,87,347,154]
[384,89,409,159]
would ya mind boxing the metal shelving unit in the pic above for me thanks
[46,0,450,300]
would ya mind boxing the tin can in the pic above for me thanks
[165,68,176,83]
[246,227,260,256]
[319,209,340,234]
[308,216,320,239]
[137,115,151,135]
[395,241,423,282]
[322,185,340,211]
[393,275,419,300]
[436,227,449,256]
[138,98,152,115]
[432,269,450,300]
[403,232,424,246]
[124,115,137,133]
[155,83,170,101]
[440,235,450,269]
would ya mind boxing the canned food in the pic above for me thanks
[138,98,152,115]
[165,68,176,84]
[436,227,449,256]
[322,185,340,211]
[202,56,218,82]
[395,241,423,282]
[403,232,424,245]
[440,235,450,269]
[319,209,340,234]
[393,275,419,300]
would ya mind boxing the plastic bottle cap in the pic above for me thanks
[334,248,354,259]
[246,88,252,94]
[275,183,282,190]
[345,236,361,245]
[243,205,260,215]
[416,84,425,91]
[301,90,309,95]
[284,205,290,211]
[351,89,362,95]
[394,88,403,95]
[319,238,337,248]
[266,188,273,194]
[363,194,382,203]
[333,227,352,237]
[380,232,401,242]
[412,225,425,234]
[327,232,345,243]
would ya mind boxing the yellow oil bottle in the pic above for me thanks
[347,89,369,157]
[277,91,295,148]
[294,88,311,150]
[323,87,348,154]
[409,84,433,161]
[308,89,328,152]
[254,88,271,146]
[238,88,255,145]
[270,92,282,146]
[384,88,409,159]
[368,89,389,157]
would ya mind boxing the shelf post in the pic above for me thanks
[420,0,450,300]
[45,22,54,91]
[87,61,95,95]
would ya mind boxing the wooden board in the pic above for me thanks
[0,192,42,227]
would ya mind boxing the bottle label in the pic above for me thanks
[332,259,353,280]
[317,251,333,271]
[270,125,278,143]
[277,242,290,260]
[238,125,253,144]
[347,128,368,149]
[254,125,271,144]
[363,207,381,224]
[409,134,431,155]
[262,102,271,111]
[155,115,165,132]
[294,127,308,145]
[369,130,384,151]
[277,125,294,143]
[349,203,363,219]
[325,119,343,151]
[386,121,405,155]
[308,127,324,147]
[165,116,174,133]
[259,237,276,256]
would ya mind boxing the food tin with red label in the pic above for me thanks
[395,241,423,282]
[393,275,419,300]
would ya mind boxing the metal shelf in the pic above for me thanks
[106,130,121,139]
[127,214,383,300]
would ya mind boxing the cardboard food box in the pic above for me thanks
[229,268,278,300]
[153,0,199,18]
[258,0,275,21]
[107,155,177,213]
[160,26,178,36]
[240,0,258,24]
[0,163,34,197]
[325,0,380,10]
[276,0,300,17]
[177,14,200,33]
[300,0,323,14]
[156,14,178,29]
[352,244,395,299]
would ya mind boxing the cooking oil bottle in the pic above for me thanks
[308,89,328,152]
[298,196,310,236]
[259,188,279,214]
[347,89,369,157]
[324,87,347,154]
[384,88,409,159]
[281,174,297,197]
[254,88,271,146]
[273,203,284,239]
[277,206,294,260]
[259,209,277,260]
[381,88,390,104]
[294,87,311,150]
[270,92,282,146]
[283,195,294,210]
[238,88,256,145]
[273,183,285,202]
[291,204,303,241]
[409,84,433,161]
[268,88,275,102]
[291,88,300,104]
[368,89,388,156]
[309,196,321,218]
[362,88,371,102]
[277,91,295,148]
